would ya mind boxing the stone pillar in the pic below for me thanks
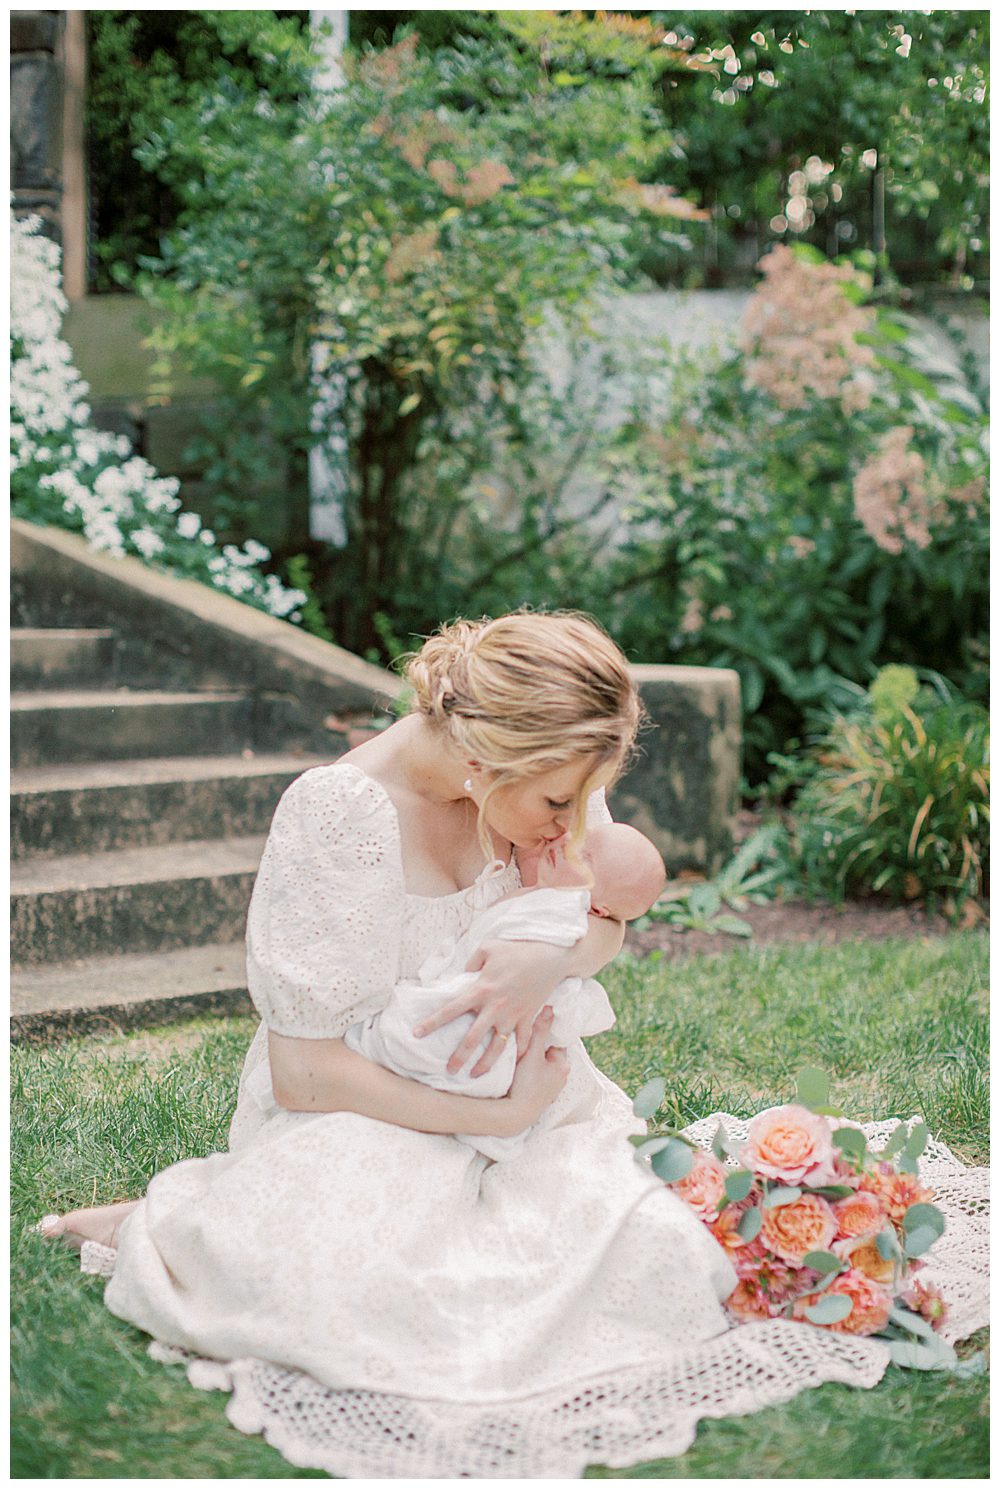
[11,11,65,237]
[611,664,742,876]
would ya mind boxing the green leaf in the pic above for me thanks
[888,1333,958,1371]
[889,1305,939,1343]
[795,1068,830,1110]
[903,1121,929,1161]
[650,1138,695,1184]
[711,1122,736,1161]
[737,1205,762,1242]
[632,1136,675,1161]
[876,1228,903,1261]
[687,883,721,918]
[902,1202,946,1242]
[632,1077,665,1120]
[807,1184,855,1199]
[804,1293,853,1325]
[903,1225,940,1259]
[832,1126,868,1161]
[763,1185,802,1209]
[398,391,422,416]
[881,1123,909,1158]
[712,915,753,938]
[724,1170,754,1204]
[802,1249,844,1275]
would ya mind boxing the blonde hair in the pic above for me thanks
[403,611,642,853]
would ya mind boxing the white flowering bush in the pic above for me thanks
[10,211,306,622]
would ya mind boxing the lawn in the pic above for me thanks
[11,932,988,1479]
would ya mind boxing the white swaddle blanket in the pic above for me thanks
[344,884,616,1160]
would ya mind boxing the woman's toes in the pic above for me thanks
[36,1214,66,1238]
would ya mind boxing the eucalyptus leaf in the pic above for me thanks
[804,1293,853,1325]
[802,1249,843,1275]
[832,1126,868,1161]
[903,1225,940,1258]
[881,1123,909,1158]
[795,1068,830,1110]
[763,1185,802,1209]
[889,1305,940,1343]
[807,1185,855,1199]
[876,1229,903,1261]
[632,1136,675,1161]
[903,1121,929,1160]
[631,1077,666,1120]
[737,1206,762,1242]
[888,1339,947,1371]
[897,1153,919,1176]
[724,1170,754,1204]
[903,1202,945,1241]
[650,1139,695,1185]
[711,1122,736,1161]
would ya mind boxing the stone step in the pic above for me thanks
[11,835,266,967]
[9,688,279,766]
[10,941,253,1042]
[10,627,117,687]
[11,751,325,859]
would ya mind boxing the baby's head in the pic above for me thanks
[536,821,666,922]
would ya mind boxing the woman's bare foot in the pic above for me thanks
[36,1199,140,1252]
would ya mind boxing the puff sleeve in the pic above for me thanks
[586,786,613,827]
[245,763,407,1039]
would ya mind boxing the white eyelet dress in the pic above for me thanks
[99,762,988,1478]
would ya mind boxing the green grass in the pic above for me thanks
[11,933,988,1478]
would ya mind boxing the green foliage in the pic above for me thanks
[604,246,989,780]
[126,16,689,652]
[649,9,989,286]
[788,669,989,910]
[636,826,793,938]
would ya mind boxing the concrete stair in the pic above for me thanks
[10,624,327,1040]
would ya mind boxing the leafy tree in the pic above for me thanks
[131,13,698,651]
[648,9,989,286]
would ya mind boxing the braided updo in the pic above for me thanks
[404,611,641,849]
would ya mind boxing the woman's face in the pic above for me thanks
[478,755,612,850]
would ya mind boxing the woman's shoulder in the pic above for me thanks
[274,760,400,843]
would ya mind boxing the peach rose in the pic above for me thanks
[760,1192,837,1263]
[669,1149,728,1219]
[857,1165,935,1226]
[832,1235,896,1286]
[794,1268,893,1336]
[832,1189,886,1239]
[709,1198,759,1254]
[742,1104,838,1186]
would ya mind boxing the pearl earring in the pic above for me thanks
[464,778,473,793]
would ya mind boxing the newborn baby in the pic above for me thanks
[343,820,666,1160]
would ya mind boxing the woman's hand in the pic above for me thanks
[498,1010,569,1135]
[414,938,573,1077]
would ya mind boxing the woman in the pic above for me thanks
[40,612,905,1478]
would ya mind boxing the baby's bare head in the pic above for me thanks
[537,821,666,922]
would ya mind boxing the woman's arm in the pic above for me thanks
[268,1010,568,1136]
[417,912,626,1076]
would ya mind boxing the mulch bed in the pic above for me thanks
[625,896,989,962]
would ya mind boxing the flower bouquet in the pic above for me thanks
[631,1069,971,1371]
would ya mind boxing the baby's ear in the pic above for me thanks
[589,903,612,919]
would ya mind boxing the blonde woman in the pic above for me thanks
[39,612,801,1477]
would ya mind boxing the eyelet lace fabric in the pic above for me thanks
[94,764,988,1478]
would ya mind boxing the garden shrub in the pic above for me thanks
[787,666,989,910]
[9,212,308,623]
[603,244,989,780]
[123,13,703,653]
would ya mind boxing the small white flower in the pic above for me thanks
[200,529,217,546]
[176,511,202,540]
[129,526,166,559]
[242,538,271,563]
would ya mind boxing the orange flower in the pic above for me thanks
[726,1277,774,1321]
[858,1166,934,1226]
[742,1103,838,1186]
[794,1268,893,1336]
[832,1189,886,1240]
[669,1149,728,1220]
[832,1236,896,1286]
[709,1202,756,1254]
[760,1193,837,1264]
